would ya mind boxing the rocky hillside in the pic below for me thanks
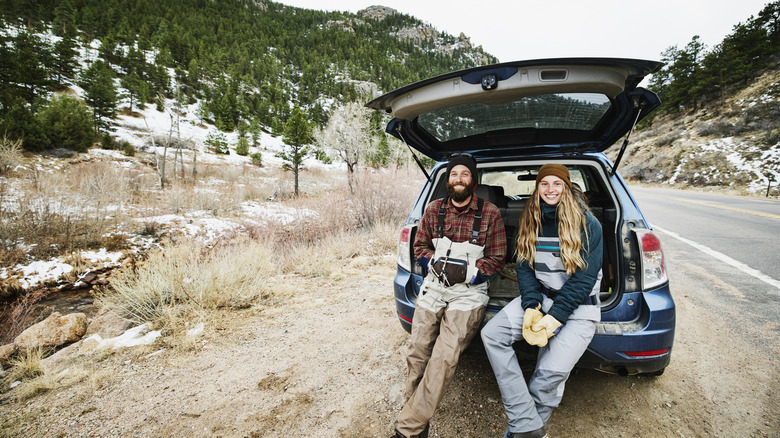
[357,6,490,63]
[617,67,780,197]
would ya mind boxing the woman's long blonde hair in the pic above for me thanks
[516,183,589,275]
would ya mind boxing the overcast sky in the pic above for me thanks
[276,0,772,62]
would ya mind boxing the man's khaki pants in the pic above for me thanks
[395,282,486,438]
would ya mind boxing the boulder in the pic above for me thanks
[40,336,100,370]
[86,309,134,338]
[14,312,88,353]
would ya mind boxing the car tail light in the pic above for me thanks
[398,225,413,272]
[635,229,668,290]
[623,348,670,357]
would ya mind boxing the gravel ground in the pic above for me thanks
[1,249,778,437]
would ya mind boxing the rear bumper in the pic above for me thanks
[584,285,675,374]
[394,269,417,333]
[394,268,675,375]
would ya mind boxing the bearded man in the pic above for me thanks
[391,154,507,438]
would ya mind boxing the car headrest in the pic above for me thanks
[474,184,507,208]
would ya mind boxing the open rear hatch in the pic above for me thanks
[366,58,663,168]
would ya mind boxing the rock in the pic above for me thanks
[14,312,88,353]
[358,5,398,21]
[81,271,98,284]
[86,309,134,338]
[0,343,16,366]
[41,339,85,370]
[40,333,101,370]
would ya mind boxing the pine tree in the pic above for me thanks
[52,0,77,37]
[205,130,228,154]
[120,70,144,113]
[277,105,313,197]
[12,30,52,103]
[52,35,79,83]
[215,93,234,131]
[80,61,118,133]
[235,137,249,156]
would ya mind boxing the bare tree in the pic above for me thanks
[316,101,372,193]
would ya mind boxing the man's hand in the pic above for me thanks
[528,314,563,347]
[521,303,545,346]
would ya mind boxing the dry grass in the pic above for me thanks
[94,236,276,332]
[0,136,23,174]
[91,165,419,337]
[1,347,115,403]
[0,159,142,267]
[2,147,423,381]
[2,347,46,386]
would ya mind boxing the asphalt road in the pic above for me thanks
[630,186,780,353]
[630,187,780,280]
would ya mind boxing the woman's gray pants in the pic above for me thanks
[480,297,596,434]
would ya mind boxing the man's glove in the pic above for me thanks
[467,265,486,284]
[528,314,563,347]
[418,256,430,275]
[521,303,544,346]
[469,271,487,285]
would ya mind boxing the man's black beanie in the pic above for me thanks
[446,155,478,188]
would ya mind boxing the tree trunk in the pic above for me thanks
[192,148,198,179]
[347,162,356,194]
[294,165,300,197]
[160,145,168,188]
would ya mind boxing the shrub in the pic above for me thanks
[0,98,46,152]
[205,131,228,154]
[122,141,136,156]
[235,137,249,156]
[100,132,115,149]
[250,152,263,167]
[313,148,332,164]
[0,135,23,174]
[95,237,275,328]
[35,94,95,152]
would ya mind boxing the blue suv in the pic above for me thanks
[367,58,675,376]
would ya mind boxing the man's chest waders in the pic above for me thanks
[396,196,492,438]
[416,198,489,313]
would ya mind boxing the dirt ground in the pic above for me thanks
[1,249,778,438]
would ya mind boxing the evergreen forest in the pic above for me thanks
[0,0,778,154]
[0,0,494,152]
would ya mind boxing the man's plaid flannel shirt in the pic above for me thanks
[413,195,507,276]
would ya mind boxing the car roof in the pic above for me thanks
[366,58,663,162]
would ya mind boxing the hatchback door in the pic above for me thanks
[366,58,662,162]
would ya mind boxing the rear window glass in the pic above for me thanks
[417,93,611,143]
[480,167,587,196]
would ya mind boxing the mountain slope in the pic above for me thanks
[616,67,780,197]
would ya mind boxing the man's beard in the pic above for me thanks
[447,182,473,203]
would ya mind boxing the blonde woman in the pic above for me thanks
[481,164,603,438]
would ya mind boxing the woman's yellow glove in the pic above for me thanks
[521,303,545,346]
[529,314,563,346]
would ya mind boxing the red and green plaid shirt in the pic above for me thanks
[414,195,507,276]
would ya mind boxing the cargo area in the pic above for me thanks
[417,161,623,314]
